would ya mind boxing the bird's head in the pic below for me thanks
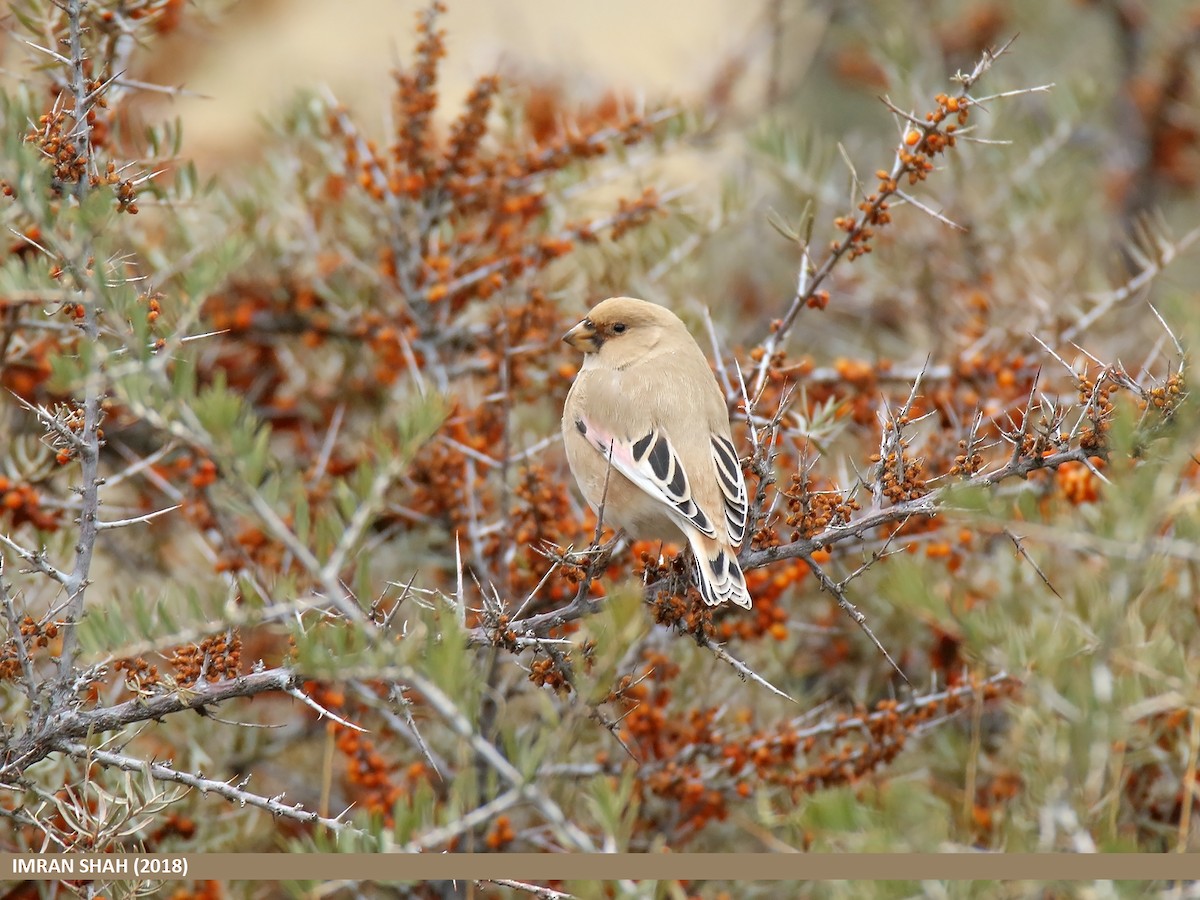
[562,296,684,363]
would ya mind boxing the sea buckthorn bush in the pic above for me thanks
[1,0,1198,896]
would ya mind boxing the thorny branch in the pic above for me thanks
[394,668,598,852]
[53,0,105,695]
[0,668,307,781]
[752,36,1025,398]
[55,741,360,834]
[467,437,1108,648]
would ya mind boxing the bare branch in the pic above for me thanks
[56,741,359,834]
[96,505,181,530]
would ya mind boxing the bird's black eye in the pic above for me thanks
[611,322,627,334]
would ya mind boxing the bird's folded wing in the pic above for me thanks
[573,414,717,539]
[710,434,748,548]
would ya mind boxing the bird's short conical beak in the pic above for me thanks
[562,319,598,352]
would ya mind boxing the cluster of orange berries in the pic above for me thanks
[1119,707,1200,846]
[955,348,1027,382]
[169,455,218,491]
[47,402,97,465]
[23,80,144,213]
[832,213,879,261]
[970,770,1023,839]
[27,107,89,188]
[901,93,969,181]
[520,110,651,176]
[57,300,85,321]
[511,465,570,545]
[773,680,1018,796]
[789,729,909,795]
[608,188,665,240]
[115,176,138,214]
[0,647,18,681]
[641,759,730,835]
[917,529,973,575]
[1076,372,1118,454]
[1146,372,1184,413]
[143,290,164,324]
[783,474,860,541]
[716,570,794,642]
[746,345,787,376]
[630,543,672,583]
[819,92,973,263]
[532,234,575,264]
[98,156,139,212]
[212,524,284,575]
[827,93,968,262]
[1018,413,1066,459]
[0,617,60,679]
[168,631,242,686]
[949,437,985,477]
[529,652,572,694]
[833,357,878,389]
[20,615,59,649]
[307,683,434,826]
[485,815,516,849]
[614,676,676,761]
[650,586,716,638]
[115,656,162,690]
[408,422,497,532]
[1055,460,1102,505]
[510,465,582,604]
[336,727,402,820]
[833,179,893,261]
[874,446,929,504]
[0,476,59,530]
[442,74,501,180]
[605,651,677,702]
[723,726,801,780]
[612,667,1020,845]
[806,289,831,310]
[391,2,448,177]
[337,2,665,335]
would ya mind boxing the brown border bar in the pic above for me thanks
[3,853,1199,882]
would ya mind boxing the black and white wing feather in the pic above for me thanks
[573,415,717,538]
[710,434,747,547]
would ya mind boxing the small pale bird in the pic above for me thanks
[561,296,751,608]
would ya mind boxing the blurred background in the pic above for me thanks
[7,0,1193,320]
[140,0,802,163]
[112,0,1200,353]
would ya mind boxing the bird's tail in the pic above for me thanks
[687,535,752,609]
